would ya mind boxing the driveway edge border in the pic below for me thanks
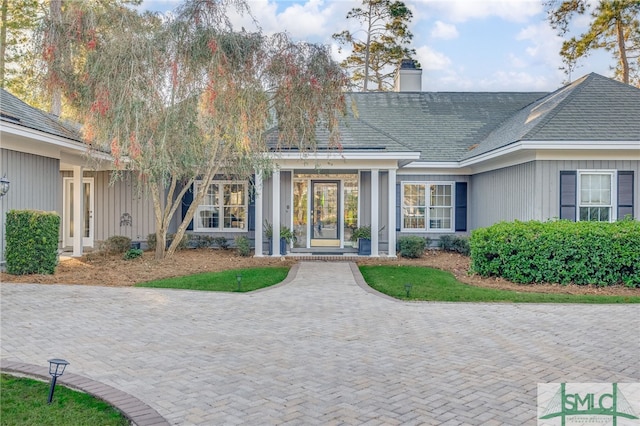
[1,360,169,426]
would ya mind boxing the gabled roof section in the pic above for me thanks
[0,89,81,141]
[463,73,640,160]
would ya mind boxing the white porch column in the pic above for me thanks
[254,171,263,256]
[388,168,397,257]
[271,169,281,256]
[72,165,83,257]
[371,168,379,257]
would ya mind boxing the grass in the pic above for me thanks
[0,374,129,426]
[136,267,290,292]
[359,265,640,303]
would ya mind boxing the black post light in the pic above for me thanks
[404,282,413,298]
[47,358,69,404]
[236,273,242,292]
[0,175,9,198]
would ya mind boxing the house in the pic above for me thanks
[0,89,155,263]
[1,71,638,263]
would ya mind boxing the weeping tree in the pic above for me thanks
[39,0,347,259]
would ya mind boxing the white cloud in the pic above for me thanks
[515,22,564,68]
[416,45,452,70]
[479,71,552,91]
[419,0,542,23]
[430,21,458,40]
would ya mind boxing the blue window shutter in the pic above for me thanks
[560,171,577,221]
[248,178,256,231]
[182,183,194,231]
[455,182,467,231]
[618,171,634,220]
[396,183,401,231]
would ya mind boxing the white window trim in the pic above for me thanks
[401,181,455,232]
[577,170,617,222]
[193,180,249,232]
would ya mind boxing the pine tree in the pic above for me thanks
[333,0,417,91]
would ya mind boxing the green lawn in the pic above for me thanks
[0,374,129,426]
[359,265,640,303]
[136,267,290,292]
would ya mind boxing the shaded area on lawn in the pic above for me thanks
[0,374,129,426]
[360,265,640,303]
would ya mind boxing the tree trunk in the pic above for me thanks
[49,0,62,115]
[0,0,8,88]
[363,2,373,91]
[616,17,630,84]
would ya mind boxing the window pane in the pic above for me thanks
[429,207,451,229]
[224,184,245,206]
[430,185,452,207]
[579,207,610,222]
[204,184,218,206]
[580,174,611,205]
[224,207,245,229]
[403,184,426,229]
[199,207,219,228]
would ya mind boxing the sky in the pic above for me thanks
[140,0,614,92]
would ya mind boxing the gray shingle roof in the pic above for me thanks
[0,89,80,141]
[462,73,640,160]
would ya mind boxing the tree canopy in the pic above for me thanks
[546,0,640,86]
[332,0,417,91]
[39,0,348,259]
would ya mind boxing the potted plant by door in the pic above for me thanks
[350,225,372,255]
[265,221,297,255]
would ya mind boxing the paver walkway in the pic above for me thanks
[1,262,638,425]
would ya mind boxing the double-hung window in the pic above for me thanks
[402,182,453,231]
[194,181,247,231]
[578,171,615,222]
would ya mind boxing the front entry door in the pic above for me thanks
[63,177,94,248]
[311,181,340,247]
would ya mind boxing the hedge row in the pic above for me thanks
[5,210,60,275]
[470,220,640,287]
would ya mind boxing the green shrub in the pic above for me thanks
[191,235,214,249]
[235,236,251,257]
[398,236,429,258]
[123,248,143,260]
[5,210,60,275]
[470,220,640,287]
[102,236,131,254]
[147,233,188,251]
[213,236,229,250]
[439,235,470,256]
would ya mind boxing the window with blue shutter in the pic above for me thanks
[559,171,577,221]
[455,182,467,231]
[618,171,634,220]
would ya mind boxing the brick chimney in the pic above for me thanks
[394,59,422,92]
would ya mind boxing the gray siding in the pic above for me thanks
[359,171,371,226]
[470,162,536,229]
[280,171,292,228]
[397,174,470,241]
[469,160,640,230]
[61,170,155,244]
[535,160,640,221]
[1,149,60,261]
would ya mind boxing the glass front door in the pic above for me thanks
[311,181,340,246]
[63,177,94,247]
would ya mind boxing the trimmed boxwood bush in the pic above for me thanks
[470,219,640,287]
[5,210,60,275]
[398,236,430,258]
[439,235,470,256]
[235,235,251,257]
[102,236,131,254]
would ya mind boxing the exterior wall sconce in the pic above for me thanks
[47,358,69,404]
[0,175,9,197]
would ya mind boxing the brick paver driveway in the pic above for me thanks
[1,262,638,425]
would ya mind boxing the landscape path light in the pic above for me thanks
[47,358,69,404]
[236,272,242,292]
[404,282,413,298]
